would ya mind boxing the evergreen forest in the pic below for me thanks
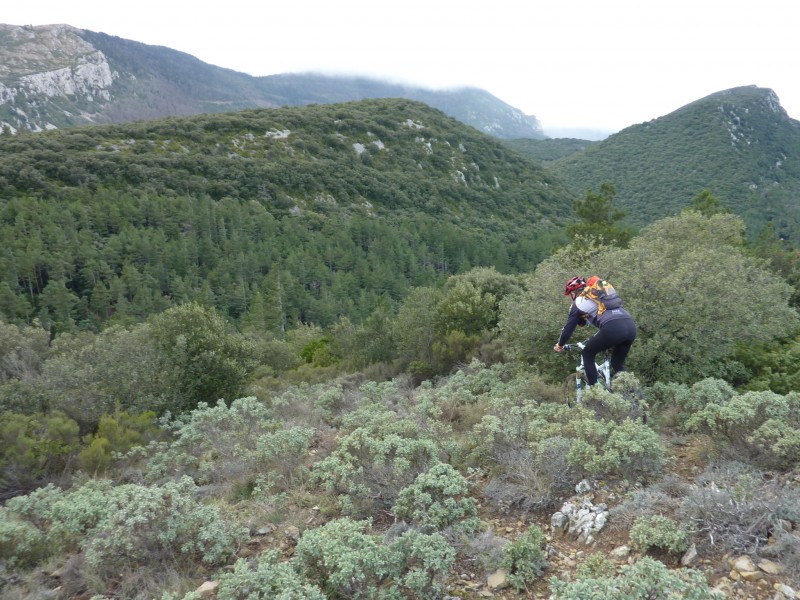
[2,98,800,600]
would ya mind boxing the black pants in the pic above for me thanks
[581,318,637,385]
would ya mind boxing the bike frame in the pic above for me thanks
[563,341,611,404]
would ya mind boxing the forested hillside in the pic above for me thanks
[2,207,800,599]
[3,96,800,600]
[548,86,800,240]
[0,98,571,333]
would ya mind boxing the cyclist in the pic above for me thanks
[553,276,637,386]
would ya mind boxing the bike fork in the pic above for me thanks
[575,372,583,404]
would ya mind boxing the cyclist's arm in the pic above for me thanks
[557,304,584,347]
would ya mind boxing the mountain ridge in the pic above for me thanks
[543,85,800,239]
[0,23,544,139]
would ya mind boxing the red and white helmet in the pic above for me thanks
[564,276,587,296]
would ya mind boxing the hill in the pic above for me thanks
[0,98,572,332]
[548,86,800,239]
[502,137,598,164]
[0,23,544,139]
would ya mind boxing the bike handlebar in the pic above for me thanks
[562,342,586,351]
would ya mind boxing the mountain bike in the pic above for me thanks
[562,341,611,405]
[562,341,645,422]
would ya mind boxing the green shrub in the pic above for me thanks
[551,556,714,599]
[292,519,455,600]
[148,303,259,412]
[392,463,479,533]
[471,384,665,501]
[584,418,665,480]
[500,524,548,592]
[2,476,245,575]
[133,396,279,492]
[293,518,393,599]
[312,405,442,514]
[388,529,456,599]
[0,411,80,496]
[684,388,800,469]
[79,410,161,473]
[582,379,647,424]
[576,552,616,579]
[254,425,315,495]
[86,478,244,572]
[217,550,326,600]
[629,515,689,555]
[0,507,47,567]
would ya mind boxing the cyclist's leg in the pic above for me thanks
[581,329,615,385]
[609,319,637,374]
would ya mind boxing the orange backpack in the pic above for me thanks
[580,276,623,316]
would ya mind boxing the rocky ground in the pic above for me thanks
[182,434,799,600]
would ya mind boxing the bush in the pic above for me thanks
[0,411,80,497]
[500,524,548,592]
[551,556,715,599]
[133,396,279,493]
[684,388,800,469]
[581,379,647,424]
[254,425,315,496]
[607,483,682,532]
[312,405,443,515]
[576,552,615,579]
[217,550,326,600]
[293,518,393,599]
[0,507,47,567]
[392,463,479,534]
[679,461,800,553]
[79,410,161,473]
[388,529,456,599]
[292,518,456,600]
[629,515,689,555]
[470,383,665,503]
[148,303,259,413]
[4,476,246,576]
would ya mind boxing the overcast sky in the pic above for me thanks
[5,0,798,135]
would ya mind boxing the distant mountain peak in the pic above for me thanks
[0,23,544,139]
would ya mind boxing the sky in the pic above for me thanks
[4,0,799,135]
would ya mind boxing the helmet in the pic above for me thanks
[564,276,586,295]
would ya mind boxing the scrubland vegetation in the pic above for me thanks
[2,203,799,599]
[2,99,800,598]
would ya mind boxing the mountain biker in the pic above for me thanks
[553,276,637,386]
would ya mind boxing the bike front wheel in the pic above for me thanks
[563,372,590,407]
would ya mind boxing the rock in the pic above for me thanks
[196,581,219,598]
[610,545,630,559]
[681,543,698,567]
[551,511,569,534]
[729,555,756,573]
[773,583,797,599]
[487,569,508,590]
[713,577,735,597]
[284,525,301,541]
[575,479,592,494]
[758,558,785,575]
[255,524,275,536]
[739,570,763,582]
